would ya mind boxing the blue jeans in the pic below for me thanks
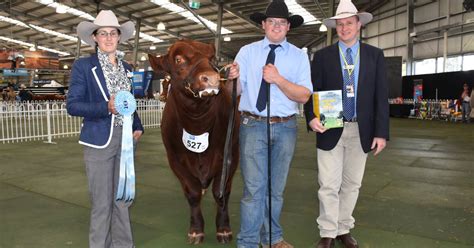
[462,101,471,122]
[237,116,297,248]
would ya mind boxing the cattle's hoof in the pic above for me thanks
[187,232,205,245]
[216,231,233,244]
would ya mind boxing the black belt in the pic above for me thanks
[344,117,358,122]
[241,111,295,124]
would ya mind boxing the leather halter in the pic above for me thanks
[181,57,214,98]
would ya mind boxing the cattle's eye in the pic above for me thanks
[175,55,185,65]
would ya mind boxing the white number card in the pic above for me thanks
[182,129,209,153]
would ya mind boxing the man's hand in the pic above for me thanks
[309,118,327,133]
[371,137,387,156]
[262,64,282,84]
[227,62,239,80]
[133,130,143,141]
[108,95,118,115]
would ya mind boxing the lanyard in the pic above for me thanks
[339,46,360,78]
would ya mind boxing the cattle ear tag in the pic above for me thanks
[182,129,209,153]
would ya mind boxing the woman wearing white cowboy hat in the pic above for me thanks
[304,0,389,248]
[67,10,143,248]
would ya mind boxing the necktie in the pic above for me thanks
[342,47,355,120]
[256,44,280,112]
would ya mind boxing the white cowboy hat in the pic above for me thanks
[77,10,135,47]
[323,0,373,28]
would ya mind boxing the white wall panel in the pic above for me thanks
[439,0,449,17]
[449,15,463,24]
[414,2,439,23]
[396,0,405,5]
[395,47,407,60]
[379,0,397,12]
[366,21,379,37]
[414,40,439,58]
[380,33,395,49]
[462,33,474,51]
[379,17,396,33]
[367,37,379,47]
[448,0,464,12]
[417,21,440,33]
[395,29,408,46]
[384,48,395,57]
[396,12,407,29]
[465,11,474,20]
[447,36,462,54]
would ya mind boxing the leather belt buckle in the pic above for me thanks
[241,111,294,124]
[269,117,280,124]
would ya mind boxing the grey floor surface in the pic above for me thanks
[0,118,473,248]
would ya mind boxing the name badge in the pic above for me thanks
[182,129,209,153]
[346,84,355,98]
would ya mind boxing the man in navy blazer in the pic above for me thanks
[67,54,143,147]
[304,0,389,247]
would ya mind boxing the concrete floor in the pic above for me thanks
[0,118,473,248]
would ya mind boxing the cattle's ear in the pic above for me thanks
[148,53,170,74]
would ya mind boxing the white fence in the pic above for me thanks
[0,100,164,144]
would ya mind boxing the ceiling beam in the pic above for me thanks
[218,1,262,31]
[74,2,186,39]
[179,0,215,35]
[2,9,74,32]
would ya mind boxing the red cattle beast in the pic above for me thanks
[148,40,239,245]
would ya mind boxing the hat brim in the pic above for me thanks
[323,12,373,29]
[77,21,135,47]
[250,12,304,29]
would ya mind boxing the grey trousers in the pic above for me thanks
[316,122,368,238]
[83,127,134,248]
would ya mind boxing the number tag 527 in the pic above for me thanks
[182,129,209,153]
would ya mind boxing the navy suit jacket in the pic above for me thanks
[304,42,389,153]
[67,53,144,148]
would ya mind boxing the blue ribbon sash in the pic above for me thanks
[114,91,137,202]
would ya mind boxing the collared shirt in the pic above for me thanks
[97,49,131,126]
[338,40,360,118]
[235,37,312,117]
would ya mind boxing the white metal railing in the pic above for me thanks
[0,100,164,144]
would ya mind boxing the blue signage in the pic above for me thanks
[3,69,29,76]
[132,71,154,97]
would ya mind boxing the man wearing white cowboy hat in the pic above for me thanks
[67,10,143,248]
[304,0,389,247]
[227,0,312,247]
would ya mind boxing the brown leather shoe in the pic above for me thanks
[316,238,335,248]
[336,233,358,248]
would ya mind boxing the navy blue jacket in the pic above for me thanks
[304,42,389,153]
[67,54,144,148]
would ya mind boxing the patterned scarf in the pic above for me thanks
[97,49,131,126]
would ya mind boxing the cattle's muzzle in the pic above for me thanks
[184,58,222,98]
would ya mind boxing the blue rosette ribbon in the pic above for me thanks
[114,90,137,202]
